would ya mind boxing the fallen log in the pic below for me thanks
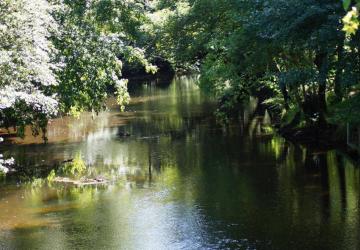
[53,177,108,186]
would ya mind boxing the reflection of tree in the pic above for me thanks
[336,154,347,212]
[274,143,360,248]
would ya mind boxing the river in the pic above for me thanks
[0,75,359,250]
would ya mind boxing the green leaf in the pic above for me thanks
[343,0,351,10]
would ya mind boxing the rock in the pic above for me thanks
[117,131,131,137]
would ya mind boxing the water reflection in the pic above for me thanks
[0,75,360,249]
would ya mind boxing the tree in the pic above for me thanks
[160,0,360,132]
[0,0,59,139]
[53,0,157,115]
[0,0,158,173]
[0,0,157,134]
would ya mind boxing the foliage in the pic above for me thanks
[343,0,360,35]
[343,7,359,35]
[47,169,56,182]
[52,0,157,115]
[159,0,360,130]
[330,93,360,124]
[61,153,87,177]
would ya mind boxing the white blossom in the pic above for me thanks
[0,0,59,116]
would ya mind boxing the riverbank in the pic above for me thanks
[278,126,360,163]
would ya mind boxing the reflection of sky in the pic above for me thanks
[106,191,211,249]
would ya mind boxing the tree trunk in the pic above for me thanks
[314,51,329,129]
[334,35,345,102]
[280,84,290,110]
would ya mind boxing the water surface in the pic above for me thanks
[0,76,360,250]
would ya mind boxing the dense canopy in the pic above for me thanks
[157,0,360,129]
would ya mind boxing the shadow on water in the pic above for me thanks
[0,75,360,249]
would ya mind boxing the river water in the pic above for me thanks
[0,76,360,250]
